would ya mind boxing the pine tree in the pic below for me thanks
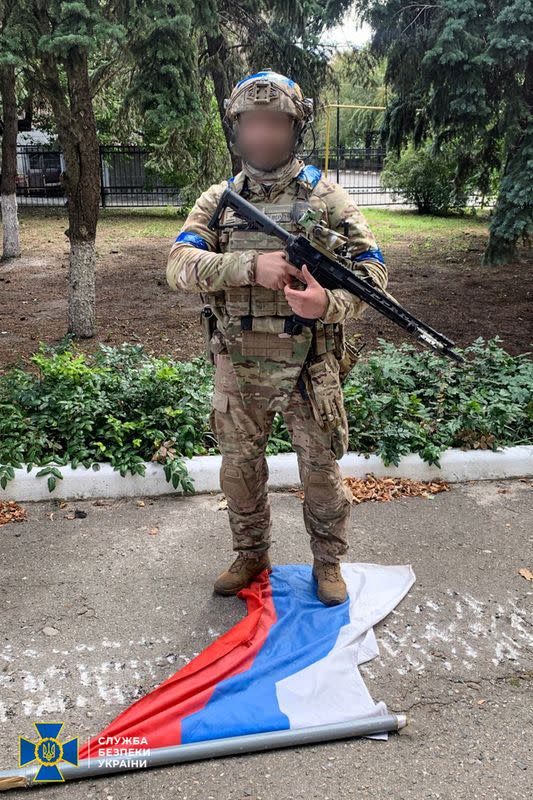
[357,0,533,265]
[1,1,202,336]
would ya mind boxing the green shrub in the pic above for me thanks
[0,341,217,494]
[342,336,532,466]
[0,336,531,492]
[381,142,466,214]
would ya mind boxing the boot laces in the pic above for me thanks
[318,561,342,582]
[229,553,248,573]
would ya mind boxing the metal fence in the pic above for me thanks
[310,146,406,207]
[11,143,493,209]
[98,145,181,207]
[12,142,405,209]
[14,145,65,203]
[13,144,182,208]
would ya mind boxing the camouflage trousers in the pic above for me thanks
[209,352,354,564]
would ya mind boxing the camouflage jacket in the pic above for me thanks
[166,161,388,326]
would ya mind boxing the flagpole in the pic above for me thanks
[0,712,407,791]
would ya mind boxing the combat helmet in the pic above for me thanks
[223,69,314,152]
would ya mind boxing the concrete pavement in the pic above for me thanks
[1,478,531,799]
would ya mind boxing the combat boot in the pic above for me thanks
[213,551,272,596]
[312,559,347,605]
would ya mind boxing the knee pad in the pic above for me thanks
[304,468,353,506]
[220,462,257,512]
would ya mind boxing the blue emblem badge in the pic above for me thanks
[19,722,79,783]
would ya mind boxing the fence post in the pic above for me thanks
[99,146,106,208]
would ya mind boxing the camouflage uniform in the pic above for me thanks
[166,71,388,566]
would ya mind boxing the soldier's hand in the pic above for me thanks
[255,250,302,290]
[284,264,328,319]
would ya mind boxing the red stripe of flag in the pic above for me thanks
[79,569,276,759]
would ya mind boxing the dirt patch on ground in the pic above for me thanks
[0,209,531,371]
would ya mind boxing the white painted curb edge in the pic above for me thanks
[1,445,532,502]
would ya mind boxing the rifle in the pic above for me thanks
[207,186,465,364]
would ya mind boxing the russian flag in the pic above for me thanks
[79,562,415,760]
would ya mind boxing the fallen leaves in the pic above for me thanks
[295,474,450,504]
[518,567,533,582]
[0,500,27,525]
[456,429,497,449]
[343,474,451,503]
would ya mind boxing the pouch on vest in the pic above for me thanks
[206,186,343,410]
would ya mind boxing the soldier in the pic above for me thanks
[166,69,388,605]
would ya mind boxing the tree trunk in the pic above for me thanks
[205,33,242,175]
[481,229,519,265]
[58,49,101,338]
[0,63,21,260]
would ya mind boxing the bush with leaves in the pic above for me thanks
[381,142,481,214]
[0,336,531,493]
[342,336,532,466]
[0,341,216,494]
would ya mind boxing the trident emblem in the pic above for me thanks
[19,722,78,783]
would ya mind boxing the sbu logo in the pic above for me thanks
[19,722,78,783]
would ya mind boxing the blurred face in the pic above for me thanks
[235,109,296,170]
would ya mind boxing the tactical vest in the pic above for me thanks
[201,175,345,413]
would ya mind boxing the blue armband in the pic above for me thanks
[296,164,322,188]
[175,231,209,250]
[353,247,385,265]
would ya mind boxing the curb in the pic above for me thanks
[1,445,532,502]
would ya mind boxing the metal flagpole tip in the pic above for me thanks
[396,713,408,729]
